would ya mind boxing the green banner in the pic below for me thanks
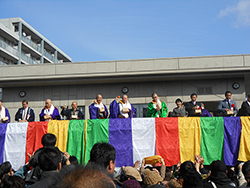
[84,119,109,164]
[200,117,224,165]
[66,120,85,164]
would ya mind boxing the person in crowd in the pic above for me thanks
[141,157,166,187]
[86,142,119,187]
[15,100,35,122]
[172,98,187,117]
[89,94,108,119]
[59,166,116,188]
[0,161,14,180]
[217,91,238,116]
[205,160,235,188]
[61,101,83,120]
[39,99,61,121]
[109,95,136,118]
[0,175,25,188]
[147,93,168,117]
[238,94,250,116]
[116,166,143,187]
[240,161,250,188]
[0,100,11,123]
[29,146,63,188]
[185,93,202,117]
[122,179,141,188]
[201,103,212,117]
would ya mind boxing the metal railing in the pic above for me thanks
[44,50,55,62]
[21,52,39,64]
[0,39,19,57]
[21,36,42,53]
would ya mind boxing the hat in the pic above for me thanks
[121,166,142,182]
[122,180,141,188]
[183,170,203,188]
[143,169,163,186]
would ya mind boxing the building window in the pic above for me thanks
[133,104,148,118]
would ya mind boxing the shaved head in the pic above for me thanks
[72,101,78,110]
[122,95,128,103]
[96,94,103,104]
[45,99,52,108]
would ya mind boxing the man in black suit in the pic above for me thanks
[185,93,202,117]
[61,101,83,120]
[239,94,250,116]
[15,100,35,122]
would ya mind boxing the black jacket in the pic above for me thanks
[185,101,202,117]
[15,107,35,122]
[61,108,83,120]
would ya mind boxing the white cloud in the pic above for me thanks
[218,0,250,27]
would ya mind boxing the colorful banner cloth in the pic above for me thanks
[0,117,250,169]
[200,117,224,165]
[178,117,201,163]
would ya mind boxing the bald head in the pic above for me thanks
[96,94,103,104]
[45,99,52,108]
[122,95,128,103]
[72,101,78,110]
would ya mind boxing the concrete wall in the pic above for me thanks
[2,77,245,122]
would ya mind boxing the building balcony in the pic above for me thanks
[21,35,42,53]
[0,60,7,65]
[0,38,19,58]
[44,50,55,62]
[21,52,39,64]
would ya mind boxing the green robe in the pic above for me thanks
[146,101,168,117]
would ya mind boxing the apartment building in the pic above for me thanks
[0,17,71,65]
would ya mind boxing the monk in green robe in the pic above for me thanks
[146,93,168,117]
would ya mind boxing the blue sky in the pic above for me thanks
[0,0,249,62]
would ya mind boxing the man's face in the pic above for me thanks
[0,101,2,108]
[152,94,158,102]
[72,102,77,109]
[191,95,197,102]
[226,93,232,100]
[176,101,182,108]
[247,97,250,102]
[45,100,51,108]
[22,102,28,109]
[97,95,102,103]
[122,95,128,103]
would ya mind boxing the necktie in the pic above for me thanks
[22,109,27,120]
[227,100,231,108]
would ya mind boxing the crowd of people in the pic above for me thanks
[0,90,250,123]
[1,133,250,188]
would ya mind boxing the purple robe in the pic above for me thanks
[109,100,136,118]
[89,103,108,119]
[2,108,11,123]
[201,109,212,117]
[39,107,61,121]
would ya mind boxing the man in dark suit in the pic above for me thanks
[15,100,35,122]
[239,94,250,116]
[61,101,83,120]
[217,91,238,116]
[185,93,202,117]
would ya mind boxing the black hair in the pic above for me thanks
[22,100,28,104]
[0,100,2,103]
[38,146,62,171]
[242,161,250,176]
[179,161,195,177]
[175,98,182,104]
[89,143,116,169]
[0,161,12,179]
[41,133,57,147]
[225,91,232,96]
[0,175,25,188]
[190,93,197,98]
[151,93,158,98]
[248,94,250,98]
[69,156,79,166]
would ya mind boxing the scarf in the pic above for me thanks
[44,104,55,115]
[152,99,162,109]
[119,100,132,118]
[94,100,104,109]
[0,106,6,119]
